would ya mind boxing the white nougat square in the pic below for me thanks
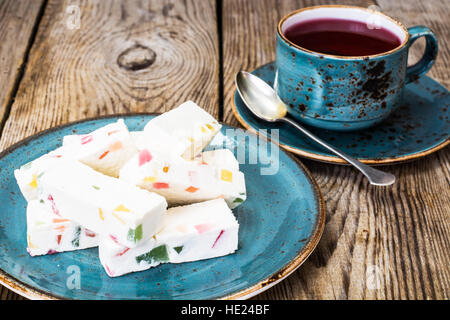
[61,119,138,177]
[14,119,138,202]
[141,101,222,160]
[63,130,143,150]
[99,199,239,277]
[14,147,66,202]
[26,199,99,256]
[119,149,246,209]
[39,160,167,248]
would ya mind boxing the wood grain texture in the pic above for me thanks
[0,0,45,134]
[0,0,219,299]
[221,0,449,299]
[0,0,46,302]
[0,0,219,151]
[377,0,449,88]
[1,0,449,300]
[0,285,25,300]
[222,0,374,127]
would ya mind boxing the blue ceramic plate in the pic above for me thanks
[232,62,450,165]
[0,114,325,300]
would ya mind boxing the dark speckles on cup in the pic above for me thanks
[232,62,449,164]
[275,5,438,131]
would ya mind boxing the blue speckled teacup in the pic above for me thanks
[275,5,438,131]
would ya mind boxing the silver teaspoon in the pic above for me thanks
[235,71,395,186]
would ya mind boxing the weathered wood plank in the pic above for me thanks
[0,0,46,301]
[0,0,219,299]
[222,0,375,127]
[0,0,219,151]
[0,0,45,137]
[1,0,449,300]
[222,0,449,300]
[0,285,25,300]
[377,0,449,88]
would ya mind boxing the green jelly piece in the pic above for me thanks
[127,224,143,243]
[92,185,100,190]
[21,161,33,170]
[39,199,44,204]
[174,246,184,254]
[233,197,244,204]
[37,171,45,178]
[136,245,169,264]
[72,226,81,247]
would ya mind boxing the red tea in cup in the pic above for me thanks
[283,18,402,56]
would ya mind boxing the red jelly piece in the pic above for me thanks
[117,247,130,257]
[85,229,96,237]
[195,224,212,234]
[212,230,225,248]
[48,195,61,216]
[99,150,110,159]
[110,235,119,244]
[139,149,152,166]
[105,264,114,277]
[153,182,169,189]
[81,135,93,144]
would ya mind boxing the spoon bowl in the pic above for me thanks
[235,71,287,122]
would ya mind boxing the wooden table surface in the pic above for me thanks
[0,0,448,300]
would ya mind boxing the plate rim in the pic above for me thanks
[231,62,450,165]
[0,113,326,300]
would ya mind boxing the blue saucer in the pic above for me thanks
[232,62,449,164]
[0,114,325,299]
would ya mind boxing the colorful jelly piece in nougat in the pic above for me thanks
[26,199,99,256]
[99,199,239,277]
[14,147,66,202]
[63,130,143,151]
[141,101,222,160]
[60,119,138,177]
[39,160,167,248]
[119,149,246,209]
[15,119,138,201]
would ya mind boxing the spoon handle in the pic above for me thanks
[280,116,395,186]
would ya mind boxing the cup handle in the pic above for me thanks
[405,26,438,84]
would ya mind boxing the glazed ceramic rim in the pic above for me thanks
[223,149,325,300]
[277,5,410,60]
[0,113,326,300]
[231,65,450,165]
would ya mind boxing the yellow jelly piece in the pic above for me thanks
[143,176,157,183]
[206,124,214,131]
[220,169,233,182]
[163,166,169,173]
[112,212,126,225]
[200,126,207,133]
[114,204,130,213]
[28,174,38,189]
[28,234,38,249]
[99,208,104,221]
